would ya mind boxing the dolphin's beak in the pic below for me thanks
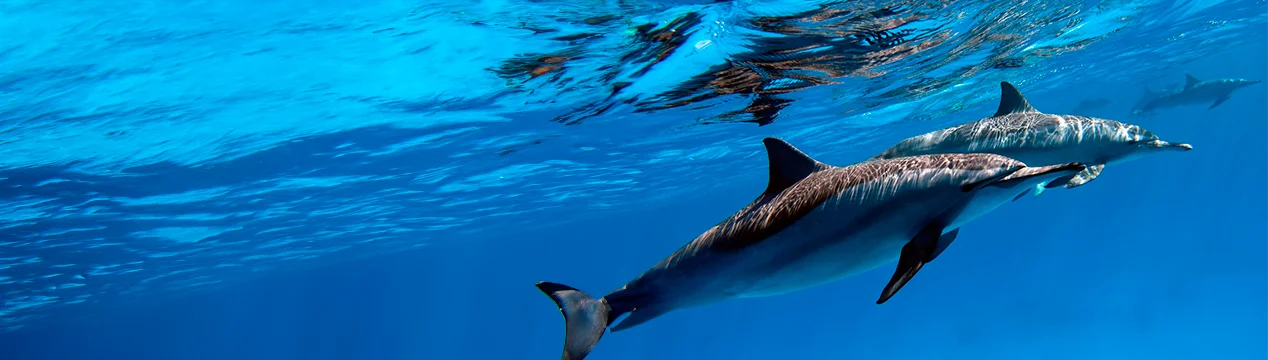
[971,162,1086,191]
[1000,162,1087,183]
[1159,141,1193,151]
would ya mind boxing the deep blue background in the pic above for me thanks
[3,58,1266,359]
[1,4,1265,360]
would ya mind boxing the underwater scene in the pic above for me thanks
[0,0,1265,359]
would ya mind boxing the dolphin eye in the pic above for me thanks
[1126,139,1138,145]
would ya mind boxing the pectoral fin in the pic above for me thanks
[1209,95,1229,110]
[1046,175,1075,189]
[877,224,955,304]
[929,228,959,261]
[1062,164,1105,189]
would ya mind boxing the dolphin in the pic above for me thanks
[1070,97,1113,115]
[1134,74,1261,115]
[535,138,1086,359]
[869,82,1192,195]
[1130,83,1179,116]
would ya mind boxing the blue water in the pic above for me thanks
[0,0,1265,359]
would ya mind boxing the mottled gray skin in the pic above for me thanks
[606,154,1068,313]
[872,113,1179,171]
[1135,74,1261,115]
[871,82,1191,190]
[535,137,1085,360]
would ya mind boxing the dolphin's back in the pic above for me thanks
[871,114,1128,163]
[637,153,1022,276]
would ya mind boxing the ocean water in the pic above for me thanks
[0,0,1265,359]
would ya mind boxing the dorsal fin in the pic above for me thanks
[993,82,1039,117]
[1184,74,1200,90]
[761,137,828,196]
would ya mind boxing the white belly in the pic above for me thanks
[731,230,910,298]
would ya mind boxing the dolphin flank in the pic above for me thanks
[536,138,1086,359]
[870,81,1192,194]
[1135,74,1261,115]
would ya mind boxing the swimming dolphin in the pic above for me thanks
[1134,74,1261,115]
[536,138,1086,359]
[1130,83,1179,116]
[869,82,1192,195]
[1070,97,1113,115]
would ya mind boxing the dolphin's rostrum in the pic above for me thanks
[870,82,1191,194]
[536,138,1085,359]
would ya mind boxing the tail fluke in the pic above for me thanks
[536,282,611,360]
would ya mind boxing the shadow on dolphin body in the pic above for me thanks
[870,81,1192,196]
[535,137,1085,359]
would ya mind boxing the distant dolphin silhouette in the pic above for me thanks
[1131,83,1178,115]
[870,82,1191,195]
[535,138,1085,359]
[1134,74,1261,115]
[1071,97,1112,114]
